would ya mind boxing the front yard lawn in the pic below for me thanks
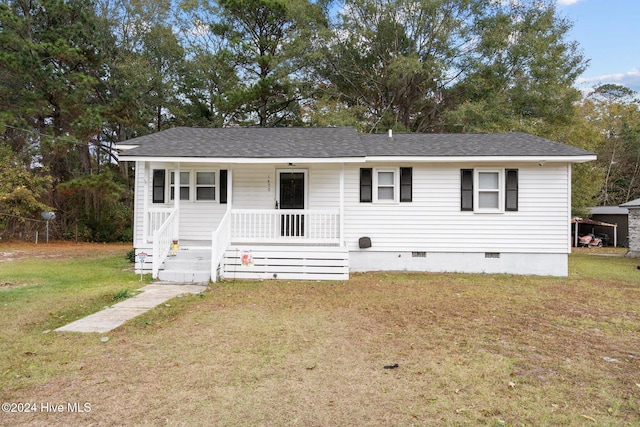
[1,243,638,426]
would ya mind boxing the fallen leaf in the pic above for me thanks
[508,381,516,388]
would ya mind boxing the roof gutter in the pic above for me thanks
[117,156,368,164]
[118,154,597,164]
[363,155,597,164]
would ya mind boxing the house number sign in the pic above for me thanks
[137,252,148,281]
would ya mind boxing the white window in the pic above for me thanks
[168,169,218,202]
[374,169,399,203]
[196,171,216,201]
[375,170,397,202]
[170,171,190,201]
[475,169,503,212]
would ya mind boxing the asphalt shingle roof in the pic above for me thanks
[620,198,640,208]
[360,132,594,157]
[119,127,365,158]
[118,127,595,159]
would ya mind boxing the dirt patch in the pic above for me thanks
[0,241,130,261]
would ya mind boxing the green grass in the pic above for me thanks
[0,246,639,426]
[1,254,148,330]
[0,249,151,390]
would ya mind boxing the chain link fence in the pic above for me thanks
[0,213,75,243]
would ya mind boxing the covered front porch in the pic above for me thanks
[134,161,350,281]
[142,207,347,281]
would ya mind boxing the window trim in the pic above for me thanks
[170,170,191,202]
[474,168,504,213]
[360,167,412,204]
[195,171,216,202]
[374,168,398,203]
[161,169,221,203]
[461,168,519,213]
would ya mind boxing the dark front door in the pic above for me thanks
[279,172,305,237]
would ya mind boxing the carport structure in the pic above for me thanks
[571,217,618,247]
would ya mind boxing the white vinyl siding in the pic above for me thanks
[344,163,571,254]
[133,161,145,245]
[230,164,340,210]
[141,163,227,242]
[229,164,340,240]
[135,160,572,257]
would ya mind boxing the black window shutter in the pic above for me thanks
[360,168,372,202]
[505,169,518,211]
[461,169,473,211]
[400,167,412,202]
[152,169,165,204]
[220,170,228,204]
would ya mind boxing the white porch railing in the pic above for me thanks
[211,210,232,283]
[147,208,175,243]
[231,209,341,244]
[152,208,178,279]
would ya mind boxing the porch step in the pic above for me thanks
[222,245,349,281]
[158,248,211,283]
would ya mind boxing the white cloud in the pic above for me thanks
[557,0,584,5]
[576,68,640,91]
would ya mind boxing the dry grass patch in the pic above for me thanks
[1,245,639,426]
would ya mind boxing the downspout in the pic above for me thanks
[569,164,575,252]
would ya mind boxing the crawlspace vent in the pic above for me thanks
[412,251,427,258]
[485,252,501,259]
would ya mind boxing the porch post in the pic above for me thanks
[142,161,149,244]
[174,163,180,239]
[339,164,345,246]
[227,168,233,213]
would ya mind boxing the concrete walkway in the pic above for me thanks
[55,283,207,333]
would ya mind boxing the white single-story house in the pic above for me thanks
[117,127,596,281]
[620,198,640,257]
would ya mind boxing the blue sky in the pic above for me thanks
[557,0,640,92]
